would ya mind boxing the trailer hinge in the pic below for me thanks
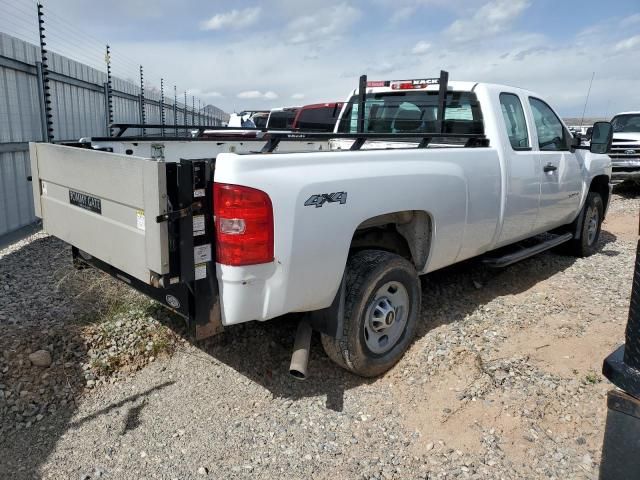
[156,204,200,223]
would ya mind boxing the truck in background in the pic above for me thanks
[609,111,640,183]
[266,107,299,129]
[292,102,344,132]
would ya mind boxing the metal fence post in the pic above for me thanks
[173,85,177,136]
[139,65,146,136]
[184,91,187,133]
[160,77,165,136]
[35,61,48,142]
[105,45,113,136]
[37,2,54,142]
[103,82,110,135]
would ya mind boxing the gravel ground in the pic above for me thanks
[0,191,638,480]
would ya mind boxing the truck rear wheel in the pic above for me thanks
[321,250,421,377]
[566,192,604,257]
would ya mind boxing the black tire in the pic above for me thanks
[321,250,421,377]
[565,192,604,257]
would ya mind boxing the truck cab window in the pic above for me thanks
[499,93,529,150]
[529,97,569,151]
[338,91,484,140]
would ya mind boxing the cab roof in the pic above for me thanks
[349,79,540,100]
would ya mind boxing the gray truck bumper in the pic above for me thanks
[611,158,640,183]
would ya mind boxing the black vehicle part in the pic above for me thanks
[482,233,573,268]
[103,71,490,151]
[309,276,345,338]
[565,192,604,257]
[599,390,640,480]
[603,238,640,398]
[600,213,640,479]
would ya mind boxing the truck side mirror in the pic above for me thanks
[590,121,613,154]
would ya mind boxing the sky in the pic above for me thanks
[2,0,640,117]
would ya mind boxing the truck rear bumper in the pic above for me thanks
[216,262,280,326]
[74,248,223,339]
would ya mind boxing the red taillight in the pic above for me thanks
[213,183,274,266]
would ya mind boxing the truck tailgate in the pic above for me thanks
[30,143,168,283]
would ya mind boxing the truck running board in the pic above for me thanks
[482,233,573,268]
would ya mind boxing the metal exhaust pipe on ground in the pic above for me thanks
[289,318,312,380]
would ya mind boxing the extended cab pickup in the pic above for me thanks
[29,74,614,378]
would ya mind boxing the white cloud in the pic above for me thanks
[390,6,414,23]
[187,88,223,98]
[621,13,640,26]
[376,0,487,23]
[615,35,640,51]
[287,3,361,44]
[237,90,279,100]
[201,7,261,31]
[411,41,431,55]
[291,93,305,99]
[108,6,639,118]
[445,0,530,42]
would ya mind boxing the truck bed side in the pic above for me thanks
[213,147,501,325]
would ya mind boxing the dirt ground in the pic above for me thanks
[1,191,638,479]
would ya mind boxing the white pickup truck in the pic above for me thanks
[609,111,640,183]
[29,73,614,378]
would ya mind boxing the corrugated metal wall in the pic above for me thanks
[0,33,228,238]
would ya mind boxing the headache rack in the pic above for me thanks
[94,70,489,152]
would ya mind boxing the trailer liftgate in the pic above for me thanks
[29,71,490,339]
[29,142,222,338]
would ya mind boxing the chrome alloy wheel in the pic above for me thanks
[586,205,599,245]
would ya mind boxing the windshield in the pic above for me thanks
[611,114,640,133]
[253,114,268,128]
[268,110,298,129]
[337,91,484,136]
[295,105,341,132]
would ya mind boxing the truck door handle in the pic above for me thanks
[543,163,557,172]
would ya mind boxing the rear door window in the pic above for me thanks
[499,93,530,150]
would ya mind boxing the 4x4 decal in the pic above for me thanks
[304,192,348,208]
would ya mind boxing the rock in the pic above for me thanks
[28,350,52,367]
[197,466,209,475]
